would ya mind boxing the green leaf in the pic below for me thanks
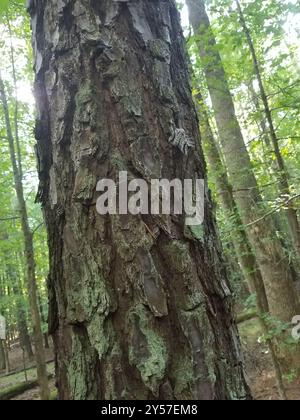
[0,0,25,16]
[0,0,9,14]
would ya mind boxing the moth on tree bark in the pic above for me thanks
[29,0,251,400]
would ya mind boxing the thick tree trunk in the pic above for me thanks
[30,0,250,400]
[186,0,300,324]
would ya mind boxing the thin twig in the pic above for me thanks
[32,222,44,236]
[246,194,300,227]
[0,216,20,222]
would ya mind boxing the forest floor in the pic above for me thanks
[0,344,56,400]
[240,318,300,400]
[0,329,299,400]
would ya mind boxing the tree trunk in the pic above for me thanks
[8,265,34,359]
[38,291,50,349]
[0,242,34,360]
[15,296,34,360]
[186,0,300,324]
[248,81,300,278]
[29,0,250,400]
[194,93,269,313]
[194,91,288,398]
[235,0,300,262]
[0,77,49,399]
[3,340,10,375]
[0,340,6,371]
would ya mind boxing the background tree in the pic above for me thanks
[0,0,49,399]
[186,0,300,335]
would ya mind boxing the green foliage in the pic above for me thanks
[0,0,25,17]
[283,370,298,384]
[0,0,48,340]
[187,0,300,295]
[244,293,257,311]
[0,0,9,14]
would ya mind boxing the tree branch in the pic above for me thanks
[32,222,44,236]
[246,194,300,228]
[0,216,20,222]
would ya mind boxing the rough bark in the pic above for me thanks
[0,77,49,399]
[29,0,250,400]
[186,0,300,324]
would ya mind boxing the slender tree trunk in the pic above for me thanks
[17,315,34,359]
[195,93,269,313]
[3,340,10,374]
[7,16,23,180]
[14,281,34,360]
[223,242,248,298]
[0,77,49,399]
[235,0,300,261]
[248,81,300,278]
[248,81,271,149]
[15,295,34,360]
[29,0,250,400]
[194,91,287,398]
[5,258,34,359]
[186,0,300,325]
[0,339,6,371]
[0,239,34,360]
[38,292,50,349]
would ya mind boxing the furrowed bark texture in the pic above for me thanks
[29,0,250,400]
[187,0,300,324]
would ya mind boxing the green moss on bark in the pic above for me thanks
[67,332,98,400]
[128,304,168,396]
